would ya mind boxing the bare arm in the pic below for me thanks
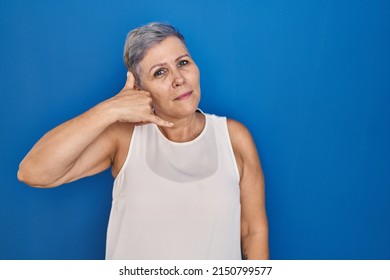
[228,119,269,260]
[17,72,173,188]
[17,103,117,187]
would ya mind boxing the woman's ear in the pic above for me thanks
[128,71,142,90]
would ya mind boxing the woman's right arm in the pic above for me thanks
[17,72,172,188]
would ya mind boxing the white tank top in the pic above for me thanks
[105,112,241,259]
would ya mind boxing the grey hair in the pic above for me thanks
[123,22,185,88]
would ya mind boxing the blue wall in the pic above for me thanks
[1,0,389,259]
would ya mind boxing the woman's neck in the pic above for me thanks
[156,111,205,143]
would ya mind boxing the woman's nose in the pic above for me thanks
[172,70,185,88]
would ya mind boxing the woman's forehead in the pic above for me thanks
[141,37,189,69]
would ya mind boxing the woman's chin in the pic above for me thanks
[156,102,200,121]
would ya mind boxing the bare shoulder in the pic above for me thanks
[107,121,135,178]
[227,119,253,141]
[107,121,134,140]
[227,119,257,153]
[226,119,259,178]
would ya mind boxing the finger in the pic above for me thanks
[123,71,136,90]
[134,121,151,126]
[146,114,174,127]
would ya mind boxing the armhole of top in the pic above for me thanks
[223,117,241,183]
[113,125,137,185]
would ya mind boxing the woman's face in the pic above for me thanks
[138,36,201,121]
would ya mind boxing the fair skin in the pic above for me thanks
[17,36,269,259]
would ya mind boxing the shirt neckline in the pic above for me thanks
[153,109,208,146]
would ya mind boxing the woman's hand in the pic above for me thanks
[104,72,173,127]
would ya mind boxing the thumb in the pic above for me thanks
[123,71,136,90]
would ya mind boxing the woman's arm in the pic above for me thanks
[17,102,117,188]
[17,72,172,188]
[228,119,269,260]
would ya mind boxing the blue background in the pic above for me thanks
[1,0,389,260]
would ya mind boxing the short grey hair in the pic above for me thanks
[123,22,185,88]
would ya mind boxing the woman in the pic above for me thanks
[17,22,268,260]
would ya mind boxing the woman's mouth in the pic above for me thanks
[174,91,192,101]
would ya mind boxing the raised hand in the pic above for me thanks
[105,72,174,127]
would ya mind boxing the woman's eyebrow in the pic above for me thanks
[149,54,190,73]
[175,54,189,62]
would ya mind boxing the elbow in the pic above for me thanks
[17,162,55,188]
[17,162,32,185]
[17,166,27,184]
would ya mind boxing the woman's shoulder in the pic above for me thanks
[110,121,135,134]
[226,118,253,143]
[203,112,253,148]
[108,121,135,178]
[222,119,257,175]
[226,118,259,170]
[105,121,135,146]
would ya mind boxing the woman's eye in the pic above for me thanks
[154,69,166,77]
[178,60,189,67]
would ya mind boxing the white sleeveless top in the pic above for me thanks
[105,112,241,259]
